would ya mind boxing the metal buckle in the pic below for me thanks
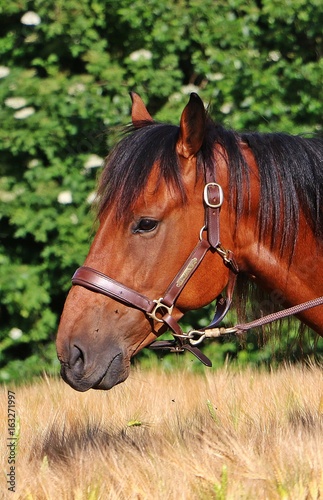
[204,183,223,208]
[147,298,174,323]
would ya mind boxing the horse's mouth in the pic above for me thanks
[92,353,130,390]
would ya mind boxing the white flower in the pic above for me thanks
[84,154,103,170]
[86,191,97,204]
[206,72,224,82]
[268,51,281,62]
[28,159,40,169]
[181,84,200,95]
[21,11,41,26]
[0,191,15,202]
[9,328,23,340]
[14,107,35,119]
[57,191,73,204]
[241,96,254,108]
[0,66,10,78]
[169,92,182,103]
[220,103,233,114]
[68,83,86,95]
[70,213,79,224]
[5,97,27,109]
[129,49,152,62]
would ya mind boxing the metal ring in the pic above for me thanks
[187,330,206,345]
[199,225,206,241]
[147,298,174,323]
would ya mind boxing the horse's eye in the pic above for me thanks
[133,218,159,233]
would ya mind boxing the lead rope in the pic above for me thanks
[184,295,323,346]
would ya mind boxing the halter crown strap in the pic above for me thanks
[204,171,223,248]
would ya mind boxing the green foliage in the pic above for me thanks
[0,0,322,382]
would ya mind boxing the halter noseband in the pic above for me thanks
[71,169,239,367]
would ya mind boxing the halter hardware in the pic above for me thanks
[147,299,174,323]
[71,162,323,367]
[71,163,239,368]
[204,182,223,208]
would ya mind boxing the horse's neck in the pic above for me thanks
[213,140,323,334]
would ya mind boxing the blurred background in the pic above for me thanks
[0,0,322,383]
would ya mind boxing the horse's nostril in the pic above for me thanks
[70,345,85,370]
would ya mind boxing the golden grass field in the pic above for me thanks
[1,363,323,499]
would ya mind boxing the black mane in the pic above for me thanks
[241,131,323,249]
[97,118,323,251]
[98,123,185,220]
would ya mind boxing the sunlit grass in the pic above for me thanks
[1,363,322,499]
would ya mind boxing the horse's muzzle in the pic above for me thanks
[58,343,130,392]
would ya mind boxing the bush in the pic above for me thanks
[0,0,322,382]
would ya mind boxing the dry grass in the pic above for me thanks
[1,363,323,499]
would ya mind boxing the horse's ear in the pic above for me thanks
[130,92,154,127]
[177,93,206,159]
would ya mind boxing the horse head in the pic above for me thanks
[56,93,233,391]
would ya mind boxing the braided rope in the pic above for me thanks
[234,295,323,332]
[200,296,323,342]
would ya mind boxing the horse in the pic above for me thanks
[56,92,323,392]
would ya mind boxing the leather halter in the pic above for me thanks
[71,167,239,367]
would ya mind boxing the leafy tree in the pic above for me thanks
[0,0,322,382]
